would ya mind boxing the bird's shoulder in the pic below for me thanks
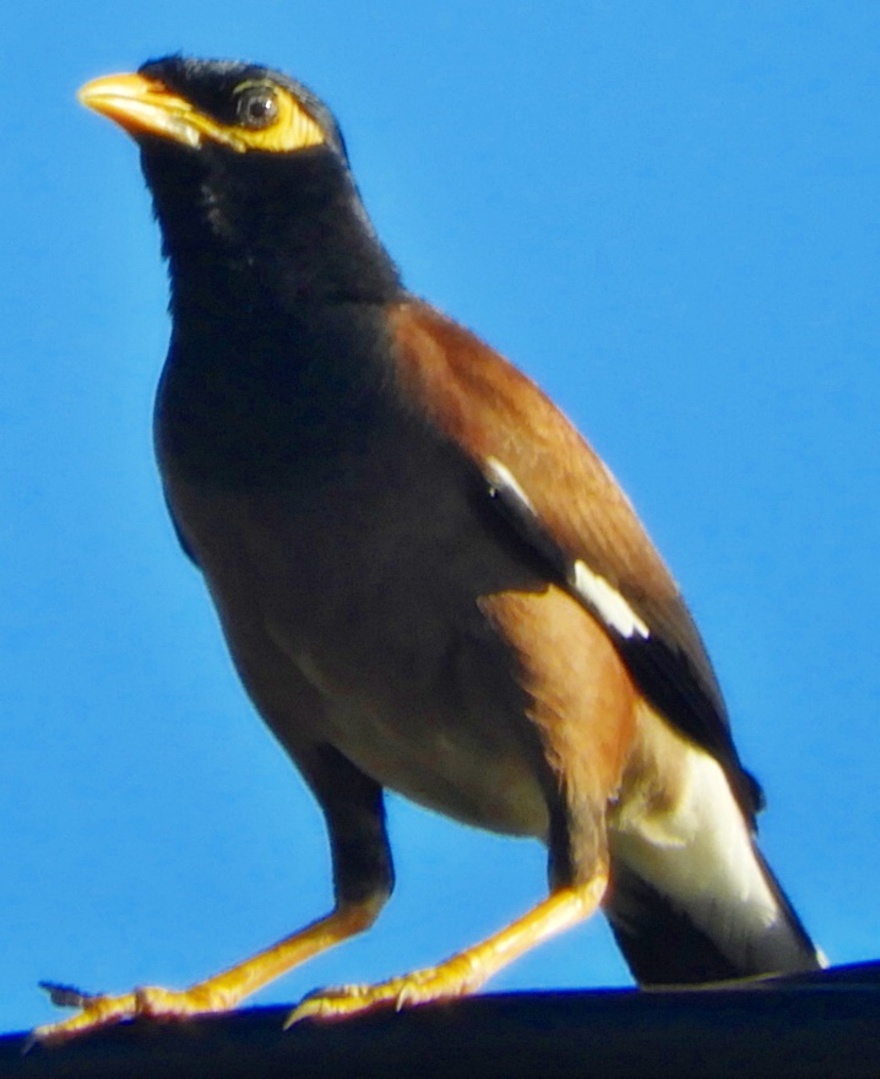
[387,297,678,609]
[384,298,758,814]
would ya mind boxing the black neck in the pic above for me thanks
[146,142,404,487]
[142,141,401,311]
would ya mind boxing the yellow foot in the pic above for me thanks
[286,956,485,1026]
[33,980,230,1044]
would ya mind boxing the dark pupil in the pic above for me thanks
[237,88,278,128]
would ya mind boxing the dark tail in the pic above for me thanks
[606,848,822,986]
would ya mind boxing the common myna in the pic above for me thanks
[40,55,822,1039]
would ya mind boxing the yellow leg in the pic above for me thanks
[34,897,383,1044]
[287,871,608,1025]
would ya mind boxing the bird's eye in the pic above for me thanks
[234,84,280,129]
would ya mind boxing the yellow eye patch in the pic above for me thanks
[79,72,326,155]
[230,80,325,153]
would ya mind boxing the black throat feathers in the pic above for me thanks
[145,138,404,488]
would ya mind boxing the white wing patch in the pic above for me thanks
[571,559,649,640]
[484,456,650,641]
[484,456,536,510]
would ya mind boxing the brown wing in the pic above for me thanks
[388,298,760,817]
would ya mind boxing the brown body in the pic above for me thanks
[36,58,820,1042]
[164,300,643,863]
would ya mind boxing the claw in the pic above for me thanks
[32,989,140,1045]
[30,977,255,1046]
[38,981,99,1009]
[285,961,483,1027]
[285,983,387,1026]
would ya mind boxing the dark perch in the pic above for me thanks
[3,962,879,1079]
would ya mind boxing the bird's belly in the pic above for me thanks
[165,453,554,843]
[257,553,552,840]
[274,583,553,840]
[311,688,550,840]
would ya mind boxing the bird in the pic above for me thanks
[40,54,822,1040]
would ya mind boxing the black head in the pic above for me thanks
[80,53,348,161]
[135,55,349,160]
[79,55,400,303]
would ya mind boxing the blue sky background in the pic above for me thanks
[2,1,878,1036]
